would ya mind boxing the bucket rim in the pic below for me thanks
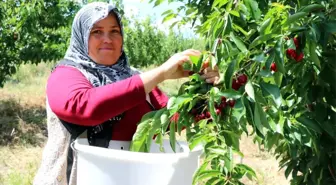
[73,138,203,163]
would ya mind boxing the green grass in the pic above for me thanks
[0,146,42,185]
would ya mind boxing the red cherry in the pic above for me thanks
[293,37,299,48]
[295,52,304,62]
[170,113,179,123]
[286,49,297,59]
[195,115,201,122]
[270,63,277,72]
[215,109,221,115]
[228,100,236,108]
[205,111,211,118]
[221,96,227,103]
[219,102,227,109]
[232,79,241,90]
[191,108,198,115]
[237,74,248,85]
[202,58,210,69]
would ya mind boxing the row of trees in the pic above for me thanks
[0,0,203,87]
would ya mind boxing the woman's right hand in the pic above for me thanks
[159,49,201,80]
[140,49,201,94]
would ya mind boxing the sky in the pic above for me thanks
[121,0,197,38]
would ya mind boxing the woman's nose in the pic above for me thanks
[102,33,113,43]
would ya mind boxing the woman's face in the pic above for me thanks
[88,13,123,66]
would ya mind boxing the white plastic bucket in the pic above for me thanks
[73,138,203,185]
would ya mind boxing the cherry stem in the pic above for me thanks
[328,165,336,182]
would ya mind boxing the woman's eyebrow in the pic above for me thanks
[92,25,120,29]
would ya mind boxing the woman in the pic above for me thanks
[34,2,219,185]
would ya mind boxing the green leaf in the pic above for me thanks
[230,32,247,53]
[285,162,296,178]
[167,95,193,114]
[235,163,257,180]
[146,109,165,151]
[213,0,229,8]
[208,146,226,156]
[309,40,321,69]
[322,121,336,139]
[284,12,308,26]
[197,170,223,182]
[161,111,170,133]
[266,133,279,149]
[192,160,210,185]
[213,18,224,40]
[190,55,200,66]
[205,177,224,185]
[274,72,283,87]
[249,34,278,49]
[260,82,281,108]
[224,60,237,89]
[224,147,234,171]
[245,81,255,101]
[254,91,267,105]
[296,116,322,134]
[223,13,232,36]
[154,133,164,152]
[161,9,174,16]
[223,131,240,149]
[186,8,195,16]
[274,38,286,74]
[244,0,261,20]
[162,13,176,23]
[259,17,272,35]
[167,97,176,110]
[188,132,207,150]
[254,103,265,135]
[265,51,275,69]
[324,21,336,33]
[252,53,266,63]
[217,89,242,99]
[301,4,325,13]
[140,111,156,122]
[154,0,164,7]
[208,93,217,121]
[169,119,176,152]
[243,97,254,126]
[130,119,152,152]
[190,54,203,72]
[229,10,240,17]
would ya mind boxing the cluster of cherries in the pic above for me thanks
[188,73,249,123]
[190,96,236,122]
[286,37,304,62]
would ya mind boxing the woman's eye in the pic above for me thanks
[111,30,119,33]
[92,30,102,34]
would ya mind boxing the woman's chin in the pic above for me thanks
[96,58,118,66]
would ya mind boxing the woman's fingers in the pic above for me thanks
[205,76,220,84]
[182,49,202,57]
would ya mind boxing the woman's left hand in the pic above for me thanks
[200,59,220,85]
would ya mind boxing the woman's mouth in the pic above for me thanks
[99,48,113,51]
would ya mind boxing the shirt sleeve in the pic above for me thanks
[47,66,146,126]
[149,87,169,110]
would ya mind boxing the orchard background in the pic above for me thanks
[0,0,335,185]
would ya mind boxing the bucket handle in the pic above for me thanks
[70,140,77,153]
